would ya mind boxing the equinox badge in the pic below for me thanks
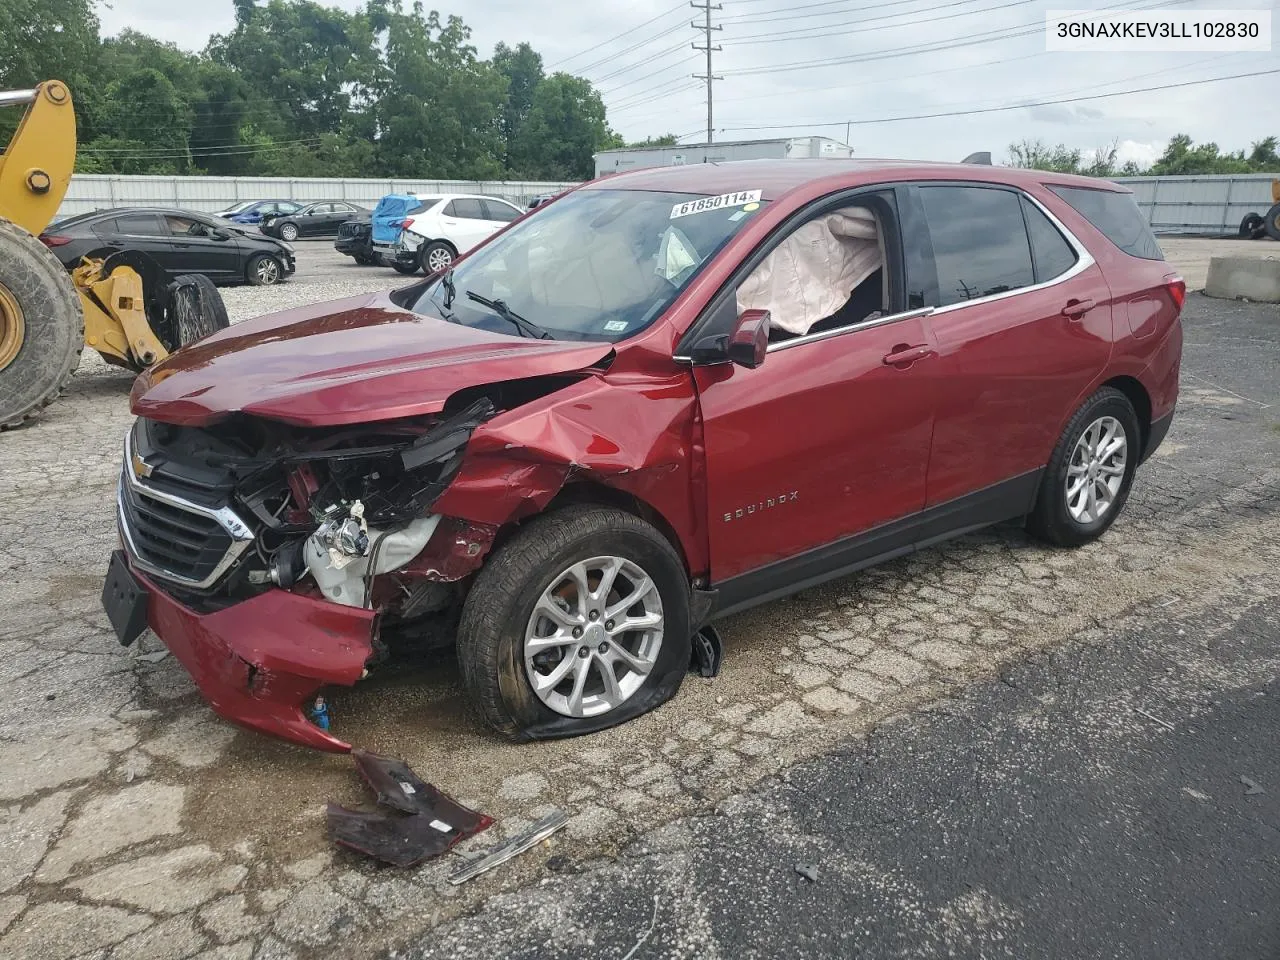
[724,491,798,522]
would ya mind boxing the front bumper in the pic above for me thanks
[136,565,375,752]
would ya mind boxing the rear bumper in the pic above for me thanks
[1142,408,1175,463]
[136,566,375,752]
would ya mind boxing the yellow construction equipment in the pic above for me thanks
[0,80,177,428]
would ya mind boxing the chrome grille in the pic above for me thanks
[117,433,255,590]
[338,221,368,239]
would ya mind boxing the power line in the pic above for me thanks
[600,53,700,95]
[546,1,687,68]
[692,1,723,144]
[569,20,691,78]
[720,0,946,24]
[717,67,1280,131]
[720,0,1195,77]
[594,40,692,87]
[722,0,1039,44]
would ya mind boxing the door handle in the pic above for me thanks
[882,344,934,367]
[1062,298,1096,319]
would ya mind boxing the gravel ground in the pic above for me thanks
[0,237,1275,960]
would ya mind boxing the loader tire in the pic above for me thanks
[165,274,229,350]
[0,217,83,430]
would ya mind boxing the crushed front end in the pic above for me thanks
[106,402,494,752]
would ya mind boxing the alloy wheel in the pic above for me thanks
[523,556,665,718]
[1066,415,1128,524]
[255,258,280,284]
[426,246,453,273]
[280,224,298,241]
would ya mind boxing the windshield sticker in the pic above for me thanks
[670,190,762,220]
[603,319,629,333]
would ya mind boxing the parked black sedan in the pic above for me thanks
[40,208,296,286]
[261,201,370,241]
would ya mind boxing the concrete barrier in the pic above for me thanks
[1204,256,1280,303]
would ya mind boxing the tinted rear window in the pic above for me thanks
[1048,185,1163,261]
[919,185,1035,306]
[1021,197,1078,283]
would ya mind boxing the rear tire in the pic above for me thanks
[419,241,455,275]
[246,254,283,286]
[1265,203,1280,242]
[457,505,692,741]
[0,218,83,430]
[1026,387,1141,548]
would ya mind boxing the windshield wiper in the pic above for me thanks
[440,267,457,309]
[465,291,552,340]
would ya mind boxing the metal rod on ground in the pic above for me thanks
[691,2,723,145]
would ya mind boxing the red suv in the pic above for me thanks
[103,160,1184,751]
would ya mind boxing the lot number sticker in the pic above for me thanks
[671,190,762,220]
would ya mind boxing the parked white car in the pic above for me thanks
[377,194,524,275]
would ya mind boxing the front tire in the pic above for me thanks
[1027,387,1141,547]
[279,222,299,242]
[390,260,419,275]
[246,254,283,286]
[457,505,692,741]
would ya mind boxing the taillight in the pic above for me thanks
[1166,276,1186,309]
[401,217,416,231]
[40,235,72,247]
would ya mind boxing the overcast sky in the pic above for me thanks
[95,0,1278,164]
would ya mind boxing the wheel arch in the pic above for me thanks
[1101,374,1152,454]
[510,480,693,577]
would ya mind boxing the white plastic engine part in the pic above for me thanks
[304,515,442,607]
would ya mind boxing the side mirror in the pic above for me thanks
[211,229,231,241]
[726,308,770,369]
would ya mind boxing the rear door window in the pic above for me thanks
[918,186,1034,306]
[113,214,166,237]
[1021,197,1078,283]
[482,200,521,223]
[446,198,486,220]
[1048,185,1163,260]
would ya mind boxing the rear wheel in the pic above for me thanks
[0,218,83,429]
[1027,387,1140,547]
[246,254,283,286]
[390,260,419,276]
[419,241,455,275]
[457,505,692,741]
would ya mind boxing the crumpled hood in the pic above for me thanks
[131,292,612,427]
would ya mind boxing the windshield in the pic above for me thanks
[409,188,767,342]
[221,201,254,214]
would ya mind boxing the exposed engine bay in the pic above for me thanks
[123,394,502,626]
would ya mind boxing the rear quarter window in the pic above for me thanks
[1048,185,1163,261]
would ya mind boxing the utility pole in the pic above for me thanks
[691,2,722,145]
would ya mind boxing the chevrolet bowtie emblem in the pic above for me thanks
[131,450,155,479]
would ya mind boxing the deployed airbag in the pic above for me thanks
[737,207,882,336]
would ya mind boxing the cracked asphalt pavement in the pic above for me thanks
[0,240,1277,960]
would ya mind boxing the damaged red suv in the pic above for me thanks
[103,160,1183,751]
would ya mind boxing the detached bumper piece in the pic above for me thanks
[327,750,494,867]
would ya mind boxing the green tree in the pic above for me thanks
[493,41,543,171]
[374,4,507,179]
[514,73,618,179]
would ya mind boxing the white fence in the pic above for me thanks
[58,174,581,218]
[1115,173,1277,235]
[58,172,1280,236]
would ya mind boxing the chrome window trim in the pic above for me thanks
[927,189,1094,318]
[118,429,255,590]
[766,306,936,353]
